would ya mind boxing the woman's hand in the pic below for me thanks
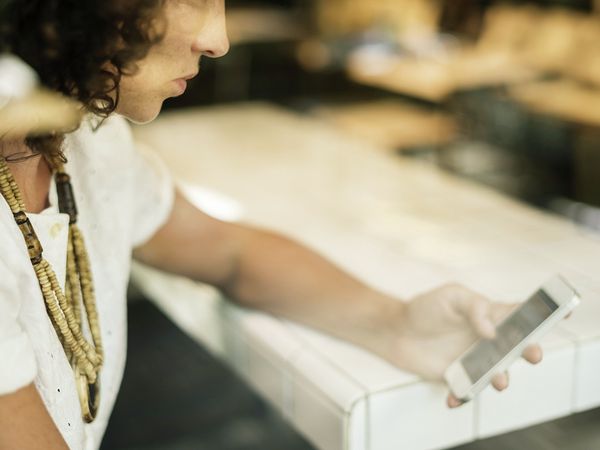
[383,283,543,408]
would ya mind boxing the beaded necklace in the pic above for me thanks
[0,155,103,423]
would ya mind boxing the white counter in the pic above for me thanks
[131,103,600,450]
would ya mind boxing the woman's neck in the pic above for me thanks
[1,140,53,214]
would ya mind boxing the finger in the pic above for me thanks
[455,292,496,339]
[491,372,509,391]
[471,302,496,339]
[522,344,543,364]
[447,393,465,409]
[490,303,518,324]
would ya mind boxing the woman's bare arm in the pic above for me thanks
[0,384,68,450]
[133,190,544,403]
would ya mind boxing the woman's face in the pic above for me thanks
[116,0,229,123]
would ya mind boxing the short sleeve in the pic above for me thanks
[129,141,176,248]
[0,257,37,395]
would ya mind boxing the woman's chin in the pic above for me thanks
[116,102,163,125]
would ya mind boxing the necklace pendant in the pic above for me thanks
[75,366,100,423]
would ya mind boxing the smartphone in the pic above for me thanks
[444,275,580,401]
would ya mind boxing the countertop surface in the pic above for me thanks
[131,103,600,450]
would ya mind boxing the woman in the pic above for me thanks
[0,1,543,449]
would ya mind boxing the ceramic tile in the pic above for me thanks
[538,327,579,350]
[285,322,419,393]
[243,339,289,413]
[220,310,249,375]
[131,263,226,355]
[368,382,475,450]
[226,313,304,414]
[466,204,582,246]
[451,258,559,303]
[290,371,349,450]
[236,313,305,362]
[552,270,600,341]
[358,214,501,272]
[288,351,367,413]
[475,340,576,438]
[574,338,600,412]
[346,398,368,450]
[273,227,455,301]
[528,236,600,281]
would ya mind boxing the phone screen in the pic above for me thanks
[462,290,559,383]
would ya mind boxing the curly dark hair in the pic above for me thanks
[0,0,166,158]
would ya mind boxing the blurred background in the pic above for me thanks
[101,1,600,449]
[163,0,600,225]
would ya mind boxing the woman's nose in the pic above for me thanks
[192,9,230,58]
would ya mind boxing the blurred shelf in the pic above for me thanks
[312,99,457,151]
[510,79,600,128]
[227,8,307,46]
[346,50,539,103]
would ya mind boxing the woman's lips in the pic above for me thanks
[172,71,198,96]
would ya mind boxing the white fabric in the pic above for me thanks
[0,115,175,449]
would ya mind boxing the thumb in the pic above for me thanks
[465,296,496,339]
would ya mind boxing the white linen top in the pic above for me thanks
[0,115,175,449]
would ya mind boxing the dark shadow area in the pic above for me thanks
[451,407,600,450]
[101,297,315,450]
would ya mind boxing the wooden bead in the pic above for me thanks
[56,173,78,224]
[13,212,44,264]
